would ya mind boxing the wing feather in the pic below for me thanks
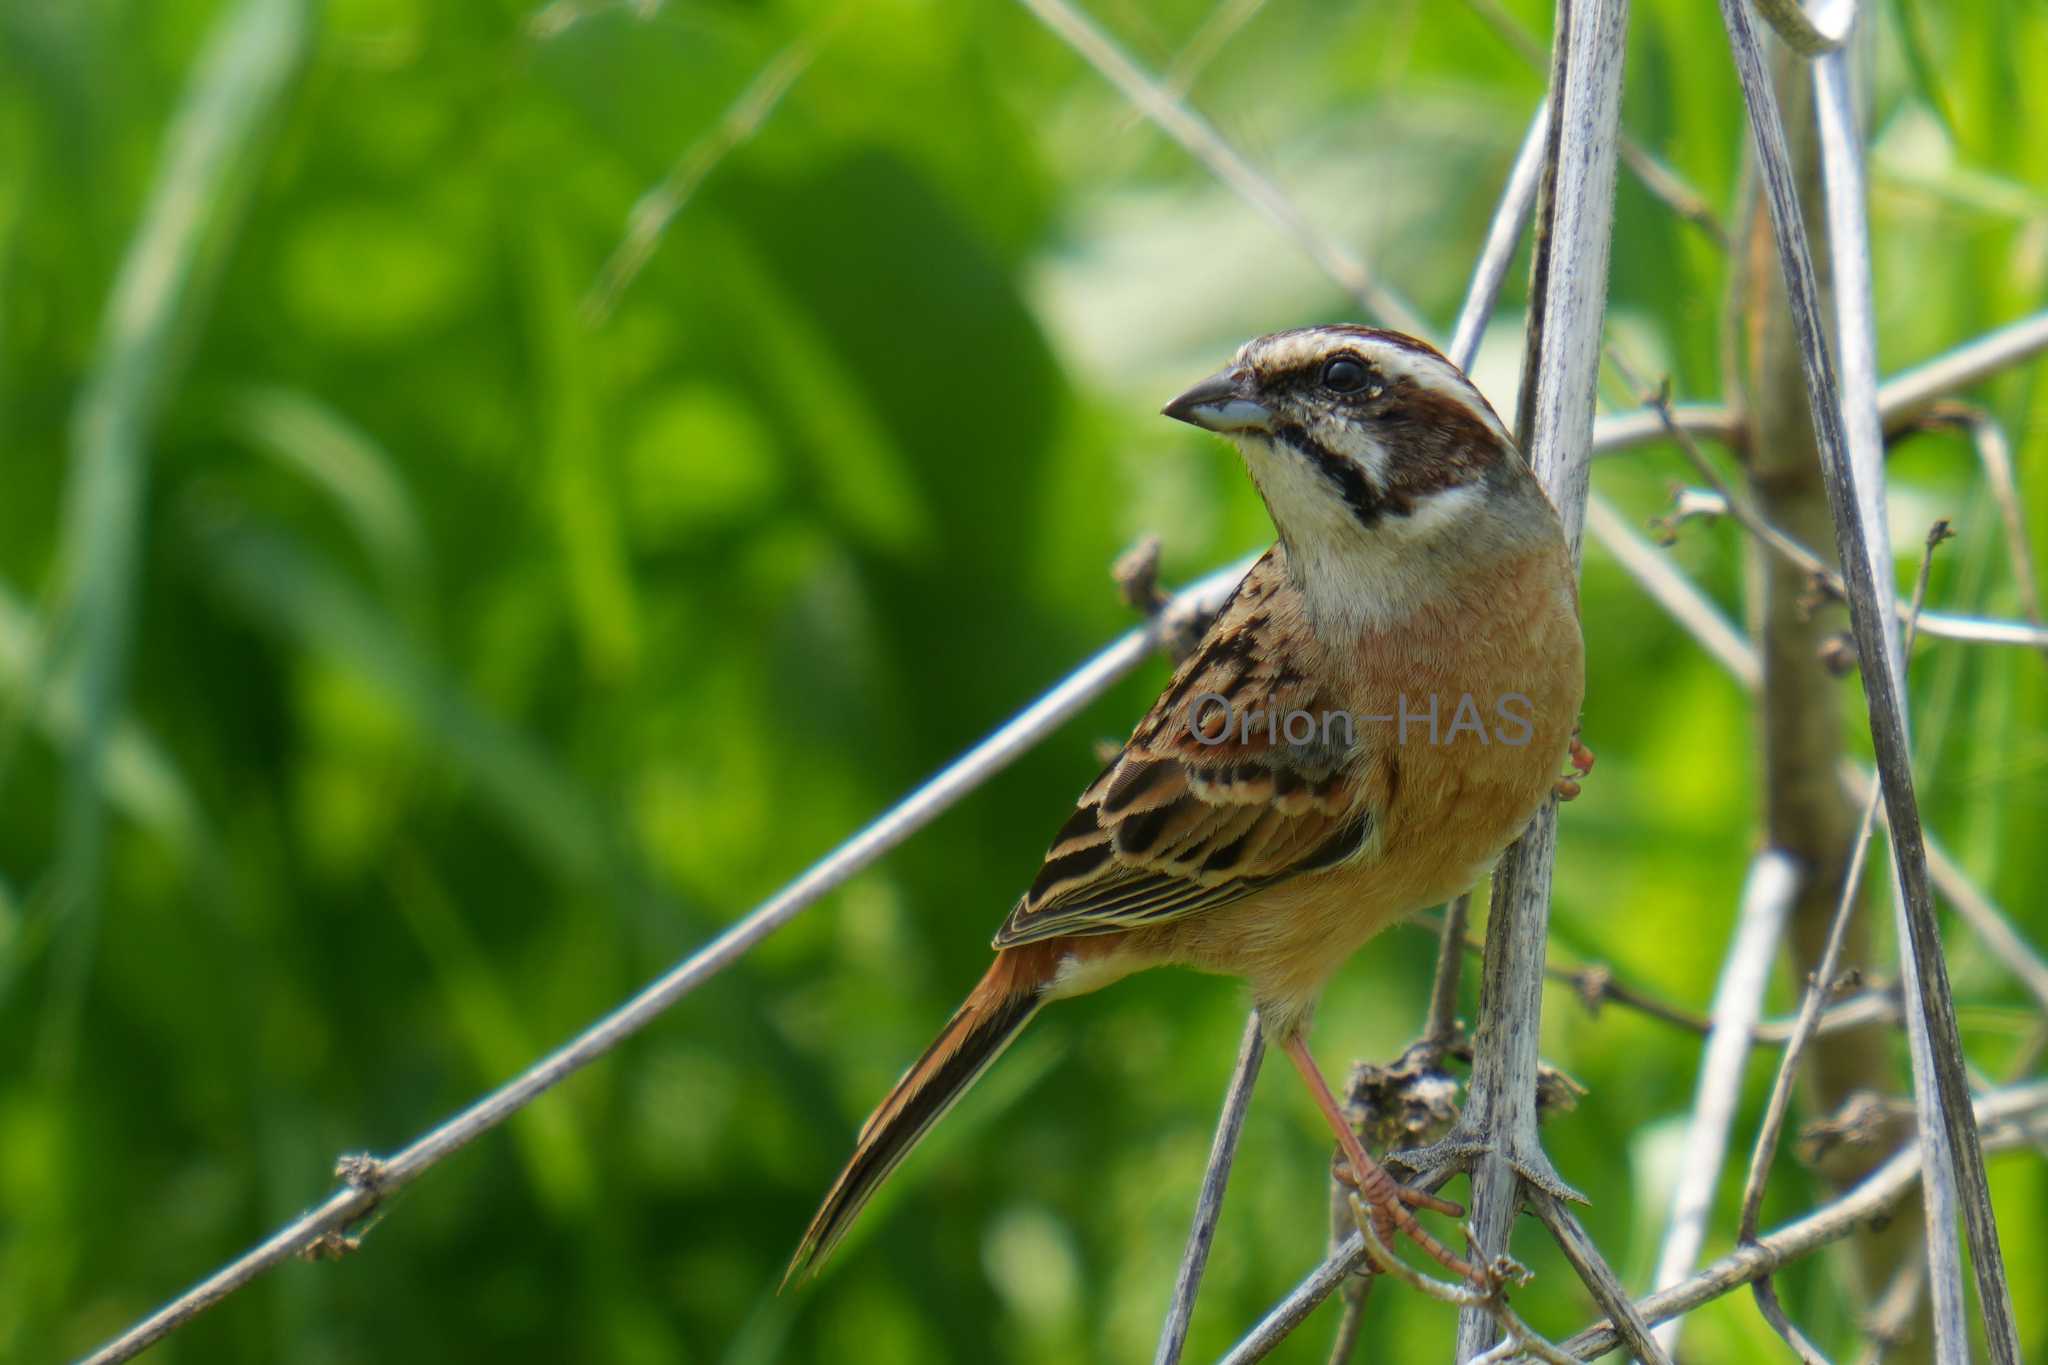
[994,549,1382,950]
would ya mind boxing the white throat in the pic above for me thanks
[1233,432,1509,639]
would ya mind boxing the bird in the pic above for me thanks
[786,324,1586,1286]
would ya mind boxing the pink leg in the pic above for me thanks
[1278,1032,1476,1280]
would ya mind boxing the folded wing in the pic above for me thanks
[994,550,1381,949]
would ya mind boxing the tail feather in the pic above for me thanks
[784,949,1052,1286]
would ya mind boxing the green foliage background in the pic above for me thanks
[2,0,2044,1360]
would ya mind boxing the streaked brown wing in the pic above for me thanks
[993,550,1378,950]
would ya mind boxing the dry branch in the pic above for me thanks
[1440,4,1631,1359]
[1720,3,2017,1351]
[1558,1080,2048,1360]
[1647,849,1801,1356]
[1014,0,1427,333]
[77,559,1252,1365]
[1233,1080,2048,1364]
[1153,1013,1266,1365]
[80,2,2048,1360]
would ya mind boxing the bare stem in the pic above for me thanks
[1531,1190,1672,1365]
[1458,0,1728,246]
[1904,404,2048,662]
[77,559,1253,1365]
[1739,526,1952,1256]
[1445,4,1630,1358]
[1648,849,1802,1357]
[1557,1081,2048,1360]
[1014,0,1428,333]
[1448,100,1550,371]
[581,21,832,322]
[1153,1012,1266,1365]
[1424,895,1474,1048]
[1585,497,2048,1027]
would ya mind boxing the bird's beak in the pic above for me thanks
[1162,369,1271,433]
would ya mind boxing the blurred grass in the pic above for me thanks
[1,0,2043,1361]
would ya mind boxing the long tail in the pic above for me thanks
[784,945,1056,1286]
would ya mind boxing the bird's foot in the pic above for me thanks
[1332,1161,1480,1283]
[1332,1152,1477,1282]
[1281,1032,1481,1283]
[1331,1154,1463,1218]
[1554,729,1596,802]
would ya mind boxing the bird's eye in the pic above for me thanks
[1321,356,1369,393]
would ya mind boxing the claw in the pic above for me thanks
[1555,730,1595,801]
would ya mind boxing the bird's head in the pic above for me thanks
[1164,325,1558,630]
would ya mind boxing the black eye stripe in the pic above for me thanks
[1272,421,1388,528]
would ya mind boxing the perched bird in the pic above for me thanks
[788,324,1586,1284]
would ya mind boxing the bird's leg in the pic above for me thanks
[1278,1033,1477,1281]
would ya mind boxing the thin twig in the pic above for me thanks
[1448,99,1550,372]
[1323,1283,1370,1365]
[1898,613,2048,650]
[582,22,833,323]
[1111,0,1270,134]
[1014,0,1428,333]
[1656,482,2048,652]
[1556,1080,2048,1360]
[1648,849,1801,1356]
[1424,895,1474,1048]
[1231,1080,2048,1364]
[1855,1253,1930,1365]
[1733,522,1946,1358]
[1591,402,1741,455]
[1808,26,2016,1349]
[1876,309,2048,427]
[77,558,1256,1365]
[1752,1270,1838,1364]
[1432,915,1898,1045]
[1755,990,1898,1044]
[1583,500,2048,1025]
[1529,1190,1672,1365]
[1438,923,1712,1035]
[1457,0,1728,247]
[1905,403,2047,661]
[1618,356,2048,656]
[1154,1012,1266,1365]
[1586,306,2048,461]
